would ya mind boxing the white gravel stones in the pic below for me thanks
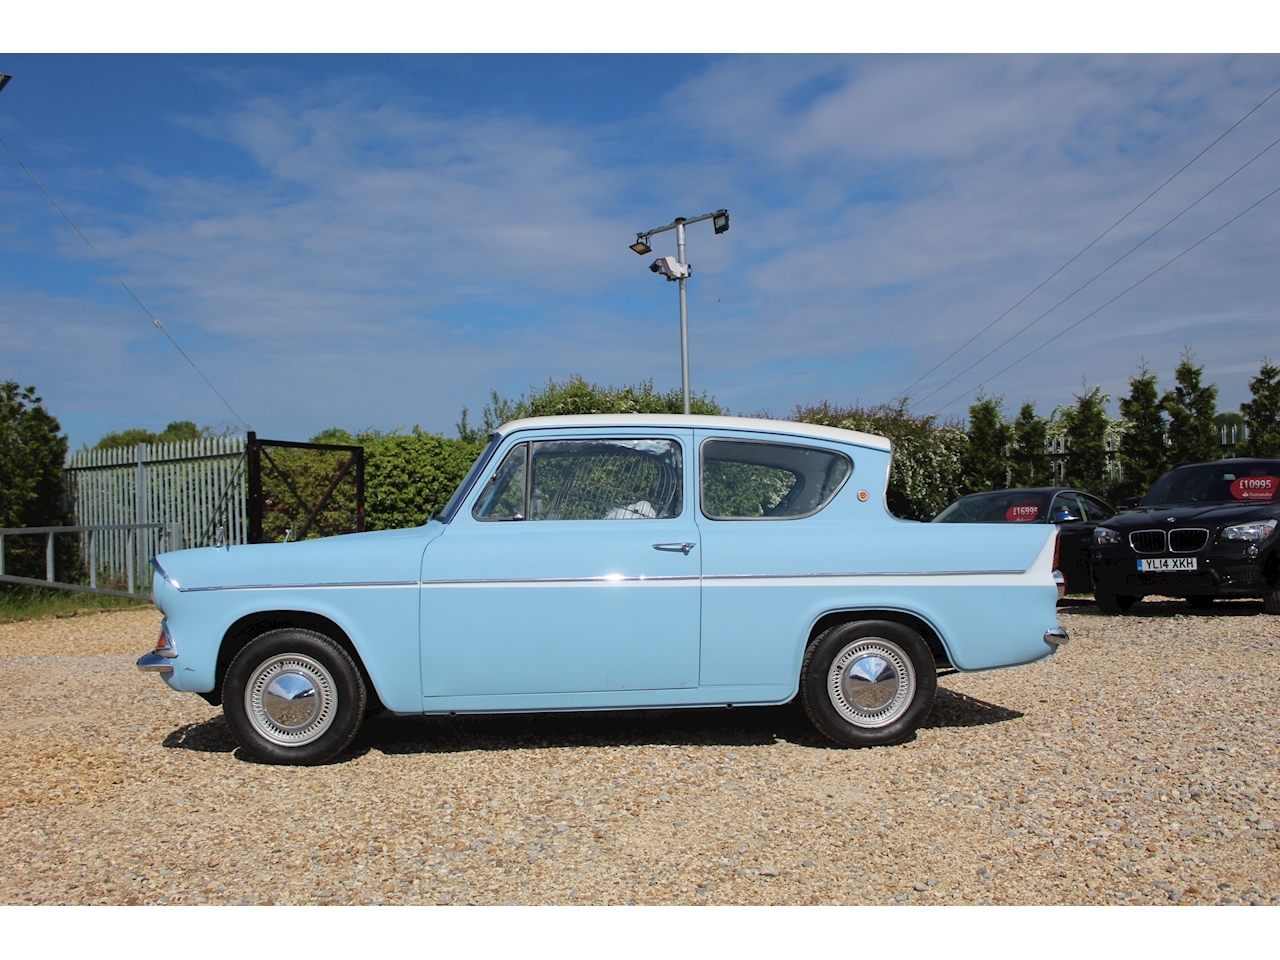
[0,599,1277,905]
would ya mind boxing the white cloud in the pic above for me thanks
[7,55,1280,450]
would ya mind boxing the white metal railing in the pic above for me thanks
[0,522,181,598]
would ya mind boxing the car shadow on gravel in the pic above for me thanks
[1061,596,1271,618]
[160,685,1024,762]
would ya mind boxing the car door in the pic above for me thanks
[418,430,702,703]
[1049,491,1092,593]
[695,431,855,694]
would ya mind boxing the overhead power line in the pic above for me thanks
[896,80,1280,405]
[0,132,250,430]
[929,179,1280,416]
[910,127,1280,410]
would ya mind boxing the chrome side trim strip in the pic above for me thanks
[702,569,1025,581]
[174,568,1034,592]
[178,580,419,593]
[150,557,181,590]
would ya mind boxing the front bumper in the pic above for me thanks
[1090,543,1274,597]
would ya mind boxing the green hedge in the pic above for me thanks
[358,429,486,530]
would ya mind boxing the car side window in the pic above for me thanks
[1081,495,1114,522]
[701,439,852,519]
[528,439,683,520]
[1050,492,1085,523]
[472,443,528,520]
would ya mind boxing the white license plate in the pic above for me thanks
[1138,557,1198,572]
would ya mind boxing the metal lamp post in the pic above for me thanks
[631,209,729,415]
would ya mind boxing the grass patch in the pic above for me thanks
[0,585,152,623]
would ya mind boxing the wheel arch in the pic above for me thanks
[204,610,382,712]
[807,608,952,669]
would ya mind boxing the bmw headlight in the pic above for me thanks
[1094,527,1122,545]
[1221,518,1278,542]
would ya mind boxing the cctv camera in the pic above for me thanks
[649,256,691,281]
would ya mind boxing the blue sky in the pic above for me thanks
[2,54,1280,449]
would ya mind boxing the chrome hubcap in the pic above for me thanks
[245,654,337,746]
[827,637,916,728]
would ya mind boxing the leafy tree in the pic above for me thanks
[794,400,967,520]
[1239,359,1280,458]
[1162,353,1219,465]
[0,382,73,580]
[1116,365,1166,499]
[1007,402,1049,488]
[1058,385,1111,497]
[94,420,209,451]
[473,375,724,433]
[961,393,1012,493]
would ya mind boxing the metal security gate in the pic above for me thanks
[247,432,365,544]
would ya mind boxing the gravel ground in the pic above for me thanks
[1,600,1277,906]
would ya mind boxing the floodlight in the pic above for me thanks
[630,236,652,255]
[712,209,730,234]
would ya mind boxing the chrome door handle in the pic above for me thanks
[653,542,696,555]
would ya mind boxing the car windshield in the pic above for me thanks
[1142,460,1280,506]
[437,434,503,523]
[933,491,1052,523]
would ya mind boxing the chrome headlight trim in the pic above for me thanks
[1221,518,1278,542]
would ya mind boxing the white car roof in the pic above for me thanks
[495,414,892,451]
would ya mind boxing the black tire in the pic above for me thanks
[1187,595,1216,610]
[1264,583,1280,615]
[800,620,937,748]
[223,628,367,765]
[1095,591,1138,615]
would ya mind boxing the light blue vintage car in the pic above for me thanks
[138,415,1067,764]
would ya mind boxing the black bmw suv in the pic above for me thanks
[1089,458,1280,614]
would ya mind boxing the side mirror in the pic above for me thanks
[1118,497,1140,510]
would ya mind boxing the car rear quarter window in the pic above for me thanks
[700,439,852,519]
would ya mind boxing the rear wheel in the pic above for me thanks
[1095,591,1138,615]
[800,620,936,748]
[223,628,366,765]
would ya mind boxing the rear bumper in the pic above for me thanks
[136,652,174,674]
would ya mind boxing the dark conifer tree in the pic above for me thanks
[1007,402,1049,487]
[962,394,1012,493]
[1239,359,1280,458]
[1059,385,1111,497]
[1116,365,1166,498]
[1162,353,1219,465]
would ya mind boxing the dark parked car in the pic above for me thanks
[1089,458,1280,614]
[933,487,1115,594]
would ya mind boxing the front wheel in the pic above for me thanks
[800,620,937,748]
[223,628,367,765]
[1095,591,1138,615]
[1264,583,1280,615]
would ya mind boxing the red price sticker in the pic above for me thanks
[1005,503,1040,522]
[1230,476,1279,500]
